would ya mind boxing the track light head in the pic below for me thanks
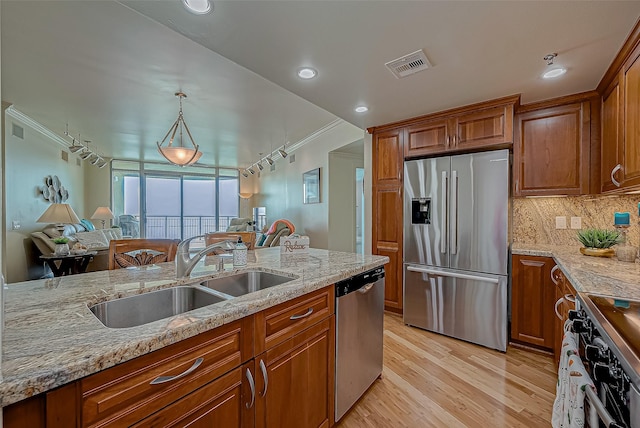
[242,170,249,178]
[278,148,288,158]
[257,161,264,171]
[248,167,256,175]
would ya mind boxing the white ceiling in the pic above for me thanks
[3,1,640,168]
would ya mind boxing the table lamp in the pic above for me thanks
[37,203,81,235]
[91,207,115,229]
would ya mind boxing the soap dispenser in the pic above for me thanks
[233,236,247,267]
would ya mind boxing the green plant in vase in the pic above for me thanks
[577,228,621,257]
[52,237,70,256]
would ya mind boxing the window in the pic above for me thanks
[112,161,239,240]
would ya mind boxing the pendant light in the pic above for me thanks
[157,92,203,166]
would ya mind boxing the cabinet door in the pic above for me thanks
[511,255,555,350]
[372,186,403,312]
[513,102,590,196]
[255,316,335,428]
[132,362,254,428]
[373,129,403,186]
[454,105,513,150]
[601,78,623,192]
[404,118,450,158]
[622,47,640,188]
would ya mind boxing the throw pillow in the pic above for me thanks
[257,233,268,247]
[75,230,109,249]
[81,219,96,231]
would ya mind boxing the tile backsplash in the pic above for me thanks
[512,195,640,247]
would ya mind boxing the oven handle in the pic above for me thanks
[585,385,621,428]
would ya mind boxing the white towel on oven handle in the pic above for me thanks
[552,319,579,428]
[566,354,595,428]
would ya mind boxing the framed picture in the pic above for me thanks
[303,168,320,204]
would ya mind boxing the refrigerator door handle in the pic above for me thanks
[441,170,448,254]
[407,265,500,284]
[451,170,458,255]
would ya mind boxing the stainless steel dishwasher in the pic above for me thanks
[335,266,385,422]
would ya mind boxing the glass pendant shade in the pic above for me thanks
[157,92,203,166]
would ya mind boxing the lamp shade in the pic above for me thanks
[91,206,115,221]
[37,203,81,225]
[238,193,253,199]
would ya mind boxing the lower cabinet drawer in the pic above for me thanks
[81,317,253,427]
[132,362,254,428]
[255,286,334,354]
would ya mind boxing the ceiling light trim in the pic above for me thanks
[182,0,213,15]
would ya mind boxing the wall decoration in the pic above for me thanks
[303,168,320,204]
[40,175,69,203]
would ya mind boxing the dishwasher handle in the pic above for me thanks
[335,267,385,298]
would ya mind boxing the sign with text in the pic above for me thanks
[280,235,310,254]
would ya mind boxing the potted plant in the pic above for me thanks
[577,228,621,257]
[52,237,70,256]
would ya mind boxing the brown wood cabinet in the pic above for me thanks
[403,99,516,158]
[603,45,640,190]
[510,255,556,350]
[4,286,337,428]
[551,266,576,367]
[513,99,592,196]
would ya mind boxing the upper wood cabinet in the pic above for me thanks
[513,99,592,196]
[373,129,403,186]
[599,18,640,193]
[403,98,516,158]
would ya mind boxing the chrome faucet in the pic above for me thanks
[176,235,236,279]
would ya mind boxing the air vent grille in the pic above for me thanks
[385,49,432,79]
[11,123,24,139]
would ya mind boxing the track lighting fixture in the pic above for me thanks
[278,145,288,158]
[241,170,249,178]
[91,156,102,166]
[265,156,274,166]
[248,167,256,175]
[257,161,264,171]
[80,150,93,160]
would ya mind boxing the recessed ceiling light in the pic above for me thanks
[182,0,212,15]
[542,67,567,79]
[355,106,369,113]
[297,67,317,79]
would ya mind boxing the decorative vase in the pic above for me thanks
[54,243,70,256]
[579,247,615,258]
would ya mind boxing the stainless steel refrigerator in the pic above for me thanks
[403,149,509,351]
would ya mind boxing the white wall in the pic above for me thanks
[255,121,364,249]
[328,151,364,252]
[4,115,87,282]
[84,165,112,227]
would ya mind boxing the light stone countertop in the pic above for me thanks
[0,248,388,407]
[511,243,640,299]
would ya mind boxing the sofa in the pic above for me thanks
[31,224,123,272]
[255,219,294,248]
[226,217,253,232]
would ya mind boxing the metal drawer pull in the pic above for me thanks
[554,296,565,320]
[564,294,575,303]
[259,359,268,397]
[611,164,622,187]
[407,265,499,284]
[357,283,375,294]
[246,368,255,409]
[150,357,204,385]
[550,265,560,285]
[290,307,314,320]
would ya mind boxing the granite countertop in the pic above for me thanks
[511,243,640,300]
[0,248,388,407]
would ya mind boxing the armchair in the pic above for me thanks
[255,219,295,248]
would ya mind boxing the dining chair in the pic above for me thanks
[108,239,179,270]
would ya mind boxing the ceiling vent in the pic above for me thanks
[385,49,432,79]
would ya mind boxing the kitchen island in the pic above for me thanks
[0,247,387,411]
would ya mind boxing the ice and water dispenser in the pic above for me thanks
[411,198,431,224]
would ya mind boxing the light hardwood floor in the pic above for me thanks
[337,313,557,427]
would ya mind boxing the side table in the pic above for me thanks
[40,251,98,277]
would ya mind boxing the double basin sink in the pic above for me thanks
[89,271,296,328]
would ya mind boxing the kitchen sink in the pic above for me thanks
[200,271,296,297]
[89,286,227,328]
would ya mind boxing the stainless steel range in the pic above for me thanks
[571,293,640,427]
